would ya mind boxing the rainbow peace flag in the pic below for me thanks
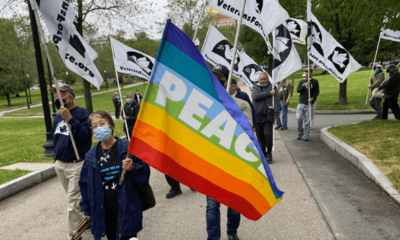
[128,20,283,220]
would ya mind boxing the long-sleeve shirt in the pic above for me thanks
[297,78,319,104]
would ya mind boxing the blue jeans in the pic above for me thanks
[276,100,288,127]
[296,103,311,139]
[206,197,241,240]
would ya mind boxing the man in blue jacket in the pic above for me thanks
[228,79,257,131]
[50,85,92,240]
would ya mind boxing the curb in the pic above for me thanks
[288,108,392,115]
[0,164,56,201]
[320,127,400,205]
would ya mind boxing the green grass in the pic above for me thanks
[0,169,32,185]
[329,121,400,192]
[5,84,148,116]
[0,118,127,183]
[0,80,137,111]
[286,68,393,110]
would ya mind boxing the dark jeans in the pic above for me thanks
[276,100,288,127]
[369,97,382,119]
[114,104,121,119]
[255,121,273,155]
[206,197,241,240]
[382,94,400,120]
[165,174,181,191]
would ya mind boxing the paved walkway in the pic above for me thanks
[0,82,146,118]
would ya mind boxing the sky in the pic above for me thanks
[0,0,169,40]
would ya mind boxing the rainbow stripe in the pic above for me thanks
[128,20,283,220]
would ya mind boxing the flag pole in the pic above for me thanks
[226,0,246,91]
[306,0,312,127]
[201,23,212,54]
[110,37,131,142]
[34,10,80,160]
[192,0,207,42]
[366,30,383,104]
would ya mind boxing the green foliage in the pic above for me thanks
[0,169,31,185]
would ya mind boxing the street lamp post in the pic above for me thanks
[104,70,108,90]
[47,58,57,117]
[65,71,68,85]
[27,74,32,104]
[27,0,54,157]
[194,38,200,49]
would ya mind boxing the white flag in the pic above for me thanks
[207,0,289,51]
[307,1,361,83]
[29,0,103,89]
[240,52,269,90]
[272,22,303,84]
[111,38,155,80]
[380,28,400,43]
[202,25,244,78]
[286,18,307,45]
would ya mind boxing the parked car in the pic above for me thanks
[30,86,40,90]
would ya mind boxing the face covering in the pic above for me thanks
[127,98,133,104]
[54,98,68,109]
[386,69,391,73]
[94,126,112,142]
[375,68,380,72]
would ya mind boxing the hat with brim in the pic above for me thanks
[386,63,396,70]
[49,85,75,98]
[212,65,230,79]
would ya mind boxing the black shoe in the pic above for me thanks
[228,234,240,240]
[166,189,182,198]
[266,153,272,163]
[304,138,310,141]
[281,126,288,130]
[275,126,282,130]
[297,136,302,140]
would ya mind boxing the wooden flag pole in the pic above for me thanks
[366,30,383,104]
[110,37,131,142]
[34,10,80,160]
[226,0,246,91]
[192,0,207,42]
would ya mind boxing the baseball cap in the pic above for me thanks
[212,65,230,79]
[49,84,75,98]
[304,69,313,73]
[386,63,396,70]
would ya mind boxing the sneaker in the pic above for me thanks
[166,189,182,198]
[228,234,240,240]
[297,136,302,140]
[281,126,288,130]
[304,138,310,141]
[266,153,273,163]
[275,126,282,130]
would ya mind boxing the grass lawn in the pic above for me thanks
[5,84,148,116]
[286,67,399,110]
[0,80,138,111]
[0,118,127,183]
[328,121,400,192]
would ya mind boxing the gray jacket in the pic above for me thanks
[251,82,280,117]
[369,71,385,91]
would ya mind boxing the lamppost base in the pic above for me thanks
[42,132,54,157]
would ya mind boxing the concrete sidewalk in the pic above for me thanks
[0,131,334,240]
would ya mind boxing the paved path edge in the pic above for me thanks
[288,108,386,115]
[0,164,56,201]
[320,127,400,205]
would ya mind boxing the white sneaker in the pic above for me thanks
[129,238,139,240]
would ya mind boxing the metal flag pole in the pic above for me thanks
[306,0,312,127]
[226,0,246,91]
[366,29,383,104]
[34,9,80,160]
[192,0,208,42]
[110,37,131,142]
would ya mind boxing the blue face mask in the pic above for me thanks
[94,126,112,142]
[375,68,380,72]
[127,98,133,104]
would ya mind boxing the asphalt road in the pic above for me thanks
[279,112,400,240]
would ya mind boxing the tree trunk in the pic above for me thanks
[77,0,93,113]
[16,93,20,97]
[6,93,12,106]
[338,79,347,105]
[24,87,30,109]
[28,87,32,104]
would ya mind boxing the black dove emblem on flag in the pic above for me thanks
[273,24,292,69]
[69,35,86,58]
[327,47,350,74]
[243,64,264,85]
[286,19,301,38]
[212,40,241,72]
[308,22,324,57]
[255,0,263,14]
[127,51,154,76]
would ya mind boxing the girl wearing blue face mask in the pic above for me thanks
[122,92,140,139]
[79,111,150,240]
